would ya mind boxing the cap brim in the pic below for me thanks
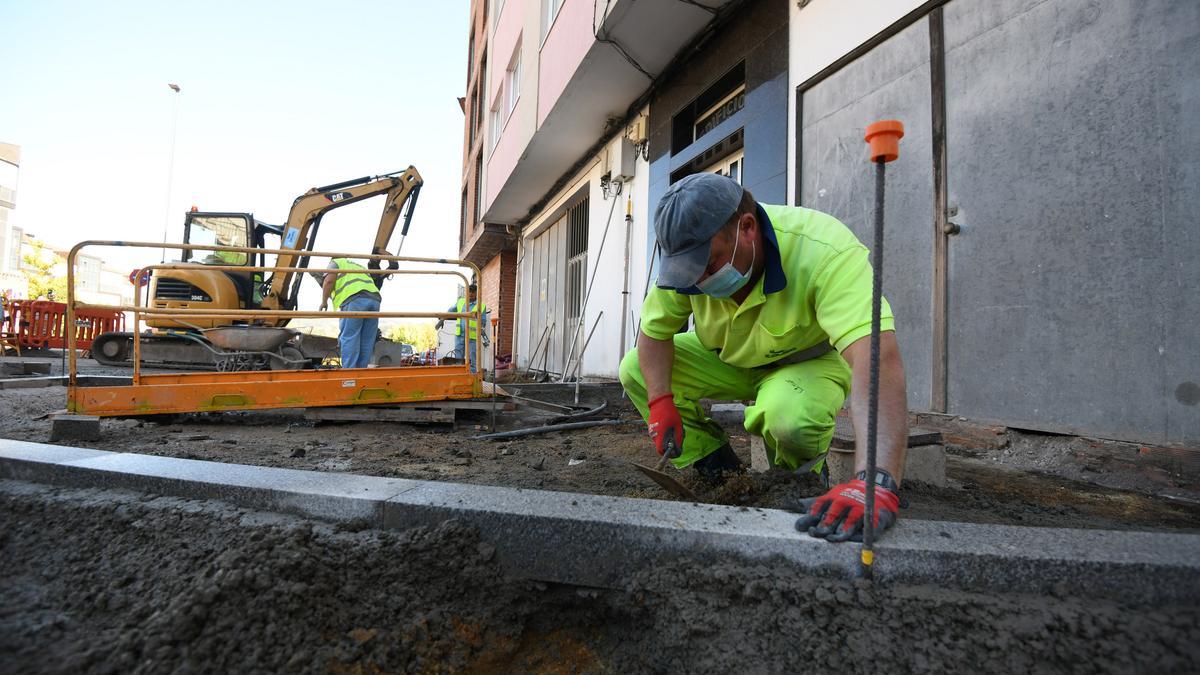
[656,242,711,289]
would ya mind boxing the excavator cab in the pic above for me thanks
[144,212,268,329]
[179,212,286,311]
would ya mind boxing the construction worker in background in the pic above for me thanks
[619,173,910,543]
[318,253,397,369]
[206,236,247,266]
[437,282,488,373]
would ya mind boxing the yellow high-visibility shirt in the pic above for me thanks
[639,203,894,368]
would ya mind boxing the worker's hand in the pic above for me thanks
[646,393,684,456]
[794,479,900,543]
[319,301,328,312]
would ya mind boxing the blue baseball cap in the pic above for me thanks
[654,173,744,289]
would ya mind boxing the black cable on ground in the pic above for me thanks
[547,399,609,425]
[471,418,631,441]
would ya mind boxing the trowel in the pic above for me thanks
[632,439,699,501]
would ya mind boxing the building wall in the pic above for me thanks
[461,0,490,254]
[483,0,538,212]
[646,0,790,257]
[479,247,517,360]
[790,0,1200,445]
[536,0,593,126]
[0,142,19,277]
[515,120,650,379]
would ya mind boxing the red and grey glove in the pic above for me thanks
[646,393,684,456]
[795,471,900,543]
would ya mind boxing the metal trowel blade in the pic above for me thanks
[632,461,699,501]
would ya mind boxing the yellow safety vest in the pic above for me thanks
[640,203,895,368]
[454,297,486,339]
[330,258,378,310]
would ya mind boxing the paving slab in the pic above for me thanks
[0,439,419,524]
[0,375,63,389]
[50,414,101,442]
[827,443,947,487]
[2,361,53,376]
[1,438,1197,604]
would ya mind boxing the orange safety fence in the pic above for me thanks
[1,300,125,351]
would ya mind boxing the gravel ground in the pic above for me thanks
[2,480,1198,674]
[1,359,1198,532]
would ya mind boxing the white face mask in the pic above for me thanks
[696,222,755,298]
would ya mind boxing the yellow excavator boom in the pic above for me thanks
[267,166,423,311]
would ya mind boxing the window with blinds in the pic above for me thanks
[564,197,589,339]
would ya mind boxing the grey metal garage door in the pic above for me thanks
[799,17,936,411]
[943,0,1200,443]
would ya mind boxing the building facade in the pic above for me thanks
[0,142,25,298]
[465,0,1199,445]
[459,0,519,362]
[789,0,1198,445]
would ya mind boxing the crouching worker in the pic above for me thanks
[618,173,910,543]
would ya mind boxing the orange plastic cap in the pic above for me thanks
[865,120,904,163]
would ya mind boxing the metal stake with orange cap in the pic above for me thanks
[490,315,500,432]
[860,119,904,580]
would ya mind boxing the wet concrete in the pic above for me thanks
[2,480,1197,674]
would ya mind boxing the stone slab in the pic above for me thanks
[0,376,62,390]
[831,415,942,449]
[0,439,419,524]
[0,375,137,390]
[50,415,101,442]
[827,443,947,487]
[2,361,53,376]
[1,438,1197,604]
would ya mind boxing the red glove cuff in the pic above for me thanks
[647,392,675,409]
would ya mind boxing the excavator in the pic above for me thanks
[90,167,422,370]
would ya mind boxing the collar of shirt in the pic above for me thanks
[675,203,788,296]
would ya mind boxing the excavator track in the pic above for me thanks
[90,331,337,370]
[91,332,221,370]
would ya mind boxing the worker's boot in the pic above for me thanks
[693,443,744,486]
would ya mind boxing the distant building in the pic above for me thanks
[0,142,26,299]
[0,142,132,307]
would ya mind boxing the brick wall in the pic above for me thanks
[480,248,517,359]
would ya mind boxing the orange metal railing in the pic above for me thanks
[63,240,486,416]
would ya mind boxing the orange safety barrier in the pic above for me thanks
[3,300,125,351]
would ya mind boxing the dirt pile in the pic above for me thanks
[3,481,1198,674]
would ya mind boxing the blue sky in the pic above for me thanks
[0,0,470,312]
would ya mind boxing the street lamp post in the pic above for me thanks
[161,83,182,263]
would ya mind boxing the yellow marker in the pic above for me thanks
[861,549,875,566]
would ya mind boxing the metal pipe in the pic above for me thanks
[471,418,629,441]
[632,239,659,342]
[490,317,498,432]
[572,313,607,404]
[525,323,551,378]
[539,324,554,380]
[619,195,633,360]
[566,311,604,384]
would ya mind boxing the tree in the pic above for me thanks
[383,321,439,351]
[21,240,68,301]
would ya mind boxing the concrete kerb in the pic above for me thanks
[1,438,1198,605]
[0,375,133,389]
[0,440,420,524]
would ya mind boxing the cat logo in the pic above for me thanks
[326,191,353,203]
